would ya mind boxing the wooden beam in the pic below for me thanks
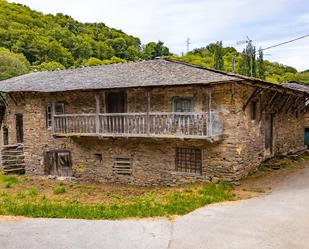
[268,92,279,110]
[277,95,290,114]
[285,96,298,114]
[260,91,277,114]
[51,102,56,133]
[0,93,8,106]
[95,93,100,134]
[146,89,151,136]
[298,97,309,113]
[242,87,263,111]
[207,88,212,137]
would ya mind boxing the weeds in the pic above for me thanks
[53,185,66,195]
[28,187,38,197]
[0,182,233,219]
[0,174,19,187]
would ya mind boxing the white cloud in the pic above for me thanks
[7,0,309,70]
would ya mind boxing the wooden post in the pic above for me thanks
[95,93,100,134]
[146,89,151,136]
[207,88,212,137]
[51,102,56,133]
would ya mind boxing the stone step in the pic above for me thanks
[3,167,25,173]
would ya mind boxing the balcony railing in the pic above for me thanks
[53,112,222,140]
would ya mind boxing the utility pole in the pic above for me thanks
[186,38,191,54]
[232,56,235,73]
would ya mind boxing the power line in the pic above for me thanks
[261,34,309,52]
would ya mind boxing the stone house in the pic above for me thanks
[0,59,307,185]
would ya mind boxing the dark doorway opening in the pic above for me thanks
[265,113,274,154]
[106,91,127,133]
[15,114,23,143]
[106,91,127,113]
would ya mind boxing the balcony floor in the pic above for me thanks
[53,132,224,142]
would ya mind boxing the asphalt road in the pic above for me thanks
[1,166,309,249]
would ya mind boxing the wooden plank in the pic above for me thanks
[277,95,290,114]
[95,93,100,133]
[242,87,263,111]
[207,88,212,137]
[146,89,151,136]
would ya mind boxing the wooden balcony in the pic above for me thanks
[53,112,223,140]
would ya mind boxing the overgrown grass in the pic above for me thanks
[0,181,234,220]
[53,185,66,195]
[0,174,19,188]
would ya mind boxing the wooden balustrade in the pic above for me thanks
[53,112,220,139]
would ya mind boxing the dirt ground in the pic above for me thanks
[234,154,308,199]
[1,153,308,205]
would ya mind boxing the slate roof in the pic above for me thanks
[281,82,309,93]
[0,59,242,93]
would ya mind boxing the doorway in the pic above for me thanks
[44,150,72,176]
[15,114,23,143]
[265,113,274,154]
[106,91,127,133]
[106,91,127,113]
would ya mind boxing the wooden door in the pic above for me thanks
[106,91,126,133]
[44,150,72,176]
[265,114,273,153]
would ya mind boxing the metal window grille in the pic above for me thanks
[176,148,202,174]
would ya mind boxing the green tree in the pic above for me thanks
[0,47,30,80]
[84,57,103,66]
[144,41,170,59]
[256,48,265,80]
[33,61,65,71]
[239,41,256,77]
[213,41,224,70]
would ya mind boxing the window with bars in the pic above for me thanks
[46,103,65,128]
[175,148,202,174]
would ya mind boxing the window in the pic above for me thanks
[173,97,193,112]
[176,148,202,174]
[250,101,257,120]
[3,126,8,145]
[15,114,23,143]
[94,153,103,162]
[113,156,132,176]
[46,103,65,128]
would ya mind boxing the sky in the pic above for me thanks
[8,0,309,71]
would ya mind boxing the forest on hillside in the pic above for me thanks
[0,0,170,79]
[0,0,308,84]
[172,42,309,84]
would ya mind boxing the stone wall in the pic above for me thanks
[0,82,305,185]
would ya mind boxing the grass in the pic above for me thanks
[0,174,234,219]
[53,185,66,195]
